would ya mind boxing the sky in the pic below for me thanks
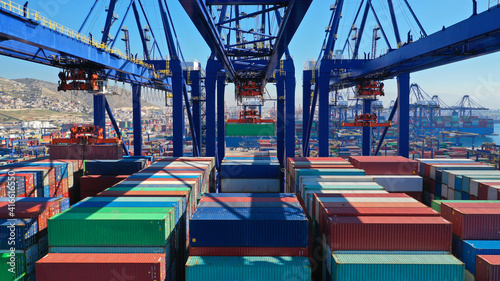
[1,0,500,109]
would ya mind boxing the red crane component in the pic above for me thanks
[52,125,121,145]
[237,81,263,97]
[342,114,391,127]
[57,69,100,91]
[226,108,274,124]
[356,81,384,97]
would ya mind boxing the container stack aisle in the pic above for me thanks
[220,155,281,192]
[288,156,465,280]
[33,157,215,281]
[185,193,311,281]
[0,159,78,280]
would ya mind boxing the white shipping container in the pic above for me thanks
[488,186,500,200]
[373,176,423,192]
[448,187,455,200]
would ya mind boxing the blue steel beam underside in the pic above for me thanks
[179,0,312,84]
[346,6,500,81]
[0,9,167,86]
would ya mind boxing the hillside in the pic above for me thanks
[0,77,160,123]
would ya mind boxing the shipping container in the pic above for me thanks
[349,156,419,175]
[462,240,500,275]
[326,216,452,251]
[190,208,308,247]
[443,207,500,239]
[36,253,166,281]
[49,212,174,247]
[476,255,500,281]
[185,256,311,281]
[189,247,308,256]
[0,218,38,250]
[0,250,26,280]
[329,253,464,281]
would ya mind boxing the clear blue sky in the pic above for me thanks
[1,0,500,108]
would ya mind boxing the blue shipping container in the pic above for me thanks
[190,207,308,247]
[462,240,500,275]
[0,219,38,250]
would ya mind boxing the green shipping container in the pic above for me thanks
[49,212,173,247]
[331,254,464,281]
[186,256,311,281]
[225,123,275,136]
[0,251,26,281]
[62,207,176,232]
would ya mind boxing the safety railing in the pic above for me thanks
[0,0,156,71]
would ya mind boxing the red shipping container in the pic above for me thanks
[446,207,500,239]
[319,207,438,231]
[190,247,308,257]
[80,175,129,191]
[441,202,500,219]
[0,173,35,197]
[326,216,452,251]
[0,182,5,197]
[478,182,500,200]
[36,253,166,281]
[476,255,500,281]
[348,156,418,175]
[0,201,59,231]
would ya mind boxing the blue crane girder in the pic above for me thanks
[178,0,312,85]
[345,5,500,82]
[0,7,169,86]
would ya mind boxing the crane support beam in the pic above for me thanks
[397,73,410,158]
[178,1,236,79]
[346,6,500,81]
[132,84,143,157]
[302,69,312,154]
[207,1,289,4]
[276,71,285,167]
[0,8,164,85]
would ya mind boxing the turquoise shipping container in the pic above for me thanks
[329,254,464,281]
[185,256,311,281]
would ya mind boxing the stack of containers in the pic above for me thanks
[0,159,77,280]
[417,158,495,203]
[299,175,423,212]
[433,200,500,279]
[313,191,464,280]
[437,169,500,201]
[0,199,67,280]
[185,193,311,280]
[285,157,356,193]
[0,159,79,198]
[79,158,148,199]
[37,157,215,281]
[348,156,423,201]
[220,155,280,192]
